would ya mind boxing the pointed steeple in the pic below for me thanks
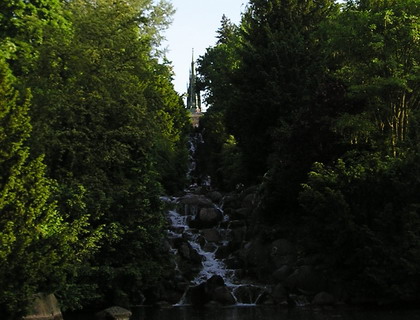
[187,48,201,113]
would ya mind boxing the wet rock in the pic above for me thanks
[95,306,132,320]
[213,286,236,305]
[285,266,326,295]
[232,208,251,219]
[223,195,241,209]
[203,242,217,252]
[189,276,235,307]
[242,238,269,267]
[230,226,247,245]
[312,291,335,306]
[256,291,274,305]
[206,275,225,289]
[272,265,293,283]
[224,257,244,269]
[189,247,203,264]
[229,220,246,228]
[190,207,223,228]
[271,284,288,305]
[215,246,231,259]
[289,294,310,307]
[241,193,256,209]
[270,239,297,268]
[234,285,266,305]
[179,194,213,207]
[179,242,191,259]
[206,191,223,204]
[179,194,213,215]
[200,229,221,242]
[189,283,207,306]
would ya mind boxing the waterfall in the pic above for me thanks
[163,132,267,306]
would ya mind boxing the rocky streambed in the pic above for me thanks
[152,185,338,308]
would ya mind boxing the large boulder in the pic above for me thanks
[242,238,269,268]
[23,293,63,320]
[189,276,235,307]
[270,239,297,268]
[271,284,288,305]
[285,266,326,294]
[231,208,251,220]
[95,306,132,320]
[189,283,207,306]
[179,194,213,207]
[212,286,236,305]
[190,208,223,228]
[241,193,256,209]
[200,229,221,242]
[206,191,223,204]
[312,291,335,306]
[272,265,293,283]
[178,194,213,216]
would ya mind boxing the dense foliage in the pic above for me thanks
[197,0,420,303]
[1,0,189,315]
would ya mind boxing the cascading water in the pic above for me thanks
[164,132,267,306]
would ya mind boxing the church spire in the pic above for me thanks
[187,48,201,113]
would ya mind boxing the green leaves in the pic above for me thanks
[299,153,420,299]
[1,0,188,312]
[329,0,420,155]
[0,56,98,317]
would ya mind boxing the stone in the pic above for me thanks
[95,306,132,320]
[312,291,335,306]
[233,285,266,305]
[179,194,213,207]
[189,283,207,306]
[243,238,269,267]
[230,227,247,245]
[215,245,231,259]
[193,207,222,228]
[285,265,326,294]
[179,242,191,259]
[241,193,256,209]
[206,275,225,289]
[272,265,293,282]
[271,284,288,305]
[270,239,297,268]
[223,195,241,210]
[23,293,63,320]
[224,257,244,269]
[212,286,236,305]
[206,191,223,203]
[200,229,221,242]
[233,208,251,219]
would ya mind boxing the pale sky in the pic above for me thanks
[163,0,345,98]
[163,0,246,95]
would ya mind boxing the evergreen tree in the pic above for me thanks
[196,16,244,189]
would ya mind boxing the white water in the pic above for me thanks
[164,133,266,306]
[167,207,235,286]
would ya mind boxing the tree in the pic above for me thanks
[0,0,67,76]
[0,52,97,318]
[299,153,420,301]
[196,16,244,189]
[226,0,338,182]
[329,0,420,156]
[25,0,189,307]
